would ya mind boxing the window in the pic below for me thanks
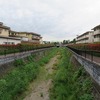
[5,29,7,31]
[4,42,7,45]
[12,42,15,44]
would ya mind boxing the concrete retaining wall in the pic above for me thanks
[68,48,100,86]
[0,47,54,76]
[0,48,53,65]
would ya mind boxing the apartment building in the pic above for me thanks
[9,31,42,44]
[92,25,100,42]
[76,31,94,44]
[0,22,43,44]
[0,22,21,44]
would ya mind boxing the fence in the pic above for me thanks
[67,47,100,86]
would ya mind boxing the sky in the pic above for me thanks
[0,0,100,41]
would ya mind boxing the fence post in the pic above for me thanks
[91,51,93,61]
[4,49,6,57]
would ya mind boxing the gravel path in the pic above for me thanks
[24,55,59,100]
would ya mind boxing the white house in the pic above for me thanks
[92,25,100,42]
[76,31,94,44]
[0,36,21,45]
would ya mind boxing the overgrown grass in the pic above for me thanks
[50,48,94,100]
[0,48,58,100]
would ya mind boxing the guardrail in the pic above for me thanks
[67,47,100,86]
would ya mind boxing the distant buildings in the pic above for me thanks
[76,25,100,44]
[92,25,100,42]
[0,22,43,45]
[76,31,94,44]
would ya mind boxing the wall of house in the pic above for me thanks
[27,34,32,40]
[0,29,9,37]
[21,37,29,41]
[94,36,100,42]
[93,29,100,42]
[88,32,94,43]
[0,38,21,45]
[94,29,100,35]
[17,33,32,40]
[18,33,27,37]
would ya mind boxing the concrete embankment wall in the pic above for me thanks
[67,47,100,87]
[0,47,54,76]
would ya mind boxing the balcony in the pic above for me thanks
[94,30,100,36]
[32,36,40,40]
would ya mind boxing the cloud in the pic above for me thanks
[0,0,100,41]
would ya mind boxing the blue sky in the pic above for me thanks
[0,0,100,41]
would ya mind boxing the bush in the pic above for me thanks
[14,59,25,67]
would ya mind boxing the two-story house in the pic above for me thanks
[9,31,42,44]
[0,22,43,44]
[0,22,21,45]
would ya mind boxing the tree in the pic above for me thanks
[62,40,70,44]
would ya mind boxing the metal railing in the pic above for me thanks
[67,47,100,86]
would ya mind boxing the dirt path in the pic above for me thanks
[24,55,59,100]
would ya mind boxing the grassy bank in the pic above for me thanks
[50,48,94,100]
[0,48,58,100]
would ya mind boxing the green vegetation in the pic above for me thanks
[0,47,94,100]
[0,48,57,100]
[0,44,54,55]
[50,48,93,100]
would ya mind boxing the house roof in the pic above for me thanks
[10,30,18,33]
[92,25,100,30]
[30,32,40,36]
[18,32,41,36]
[0,22,3,25]
[77,31,93,38]
[0,25,10,30]
[0,22,10,30]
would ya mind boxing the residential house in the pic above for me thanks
[0,22,10,37]
[0,22,43,44]
[9,31,42,44]
[0,22,21,44]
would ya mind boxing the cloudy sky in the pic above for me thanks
[0,0,100,41]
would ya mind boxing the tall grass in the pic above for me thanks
[50,48,93,100]
[0,48,58,100]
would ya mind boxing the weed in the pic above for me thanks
[50,48,94,100]
[14,59,25,67]
[40,92,43,97]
